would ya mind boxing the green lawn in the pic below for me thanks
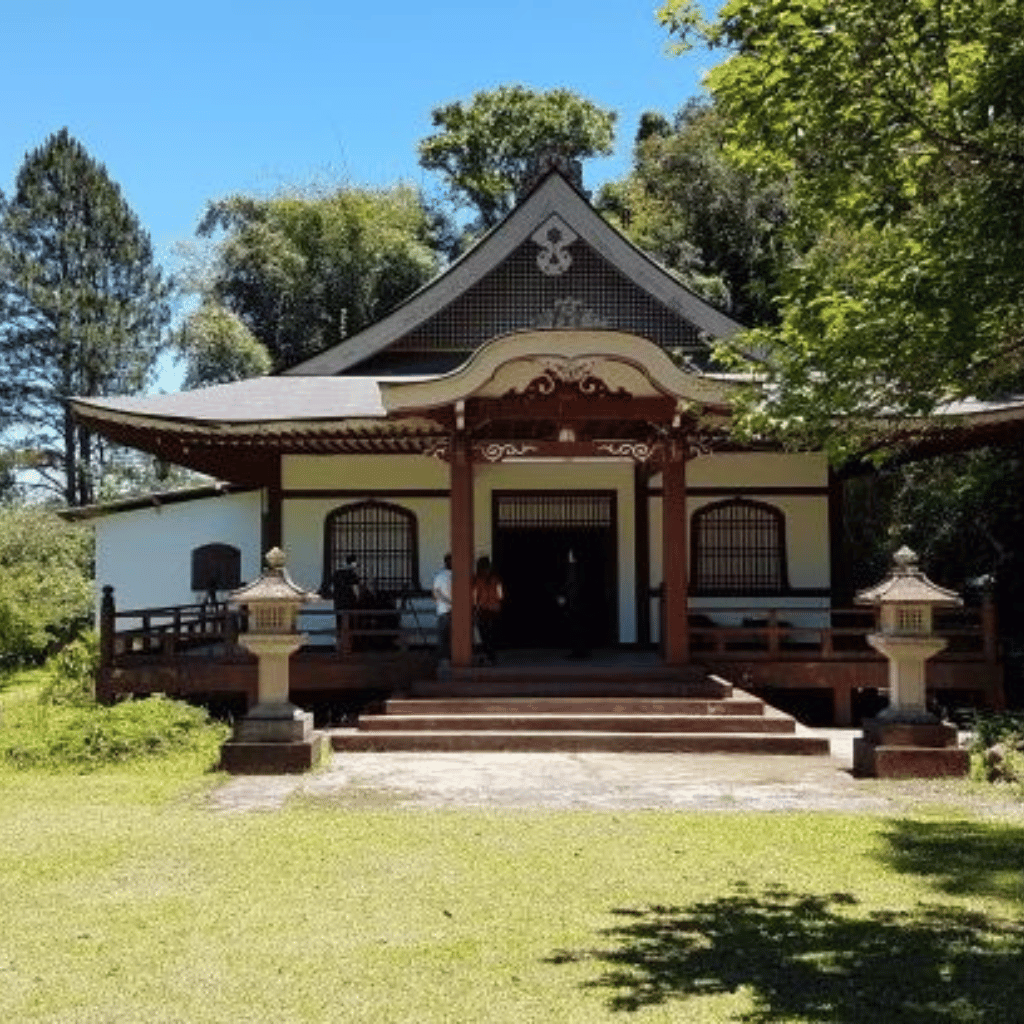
[1,669,1022,1023]
[1,756,1022,1024]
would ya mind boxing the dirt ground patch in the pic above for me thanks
[207,730,1024,818]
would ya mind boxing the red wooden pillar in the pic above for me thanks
[662,445,690,664]
[450,435,475,668]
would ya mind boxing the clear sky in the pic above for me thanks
[1,0,711,387]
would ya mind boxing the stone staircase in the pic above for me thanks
[328,665,830,755]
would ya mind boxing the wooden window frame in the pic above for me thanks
[321,499,420,599]
[690,497,789,596]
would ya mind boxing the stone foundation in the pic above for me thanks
[853,717,968,778]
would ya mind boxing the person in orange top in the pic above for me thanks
[472,555,504,665]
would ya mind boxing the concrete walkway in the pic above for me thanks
[207,728,1022,818]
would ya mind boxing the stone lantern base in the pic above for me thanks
[853,718,968,779]
[220,703,328,775]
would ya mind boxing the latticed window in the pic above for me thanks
[691,499,787,594]
[322,500,419,598]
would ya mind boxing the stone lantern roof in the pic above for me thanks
[855,547,961,607]
[230,548,319,605]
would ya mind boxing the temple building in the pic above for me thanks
[67,164,1004,730]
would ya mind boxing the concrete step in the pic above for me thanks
[360,713,794,734]
[329,729,830,755]
[385,697,765,717]
[409,676,729,699]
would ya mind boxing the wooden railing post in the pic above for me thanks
[100,585,116,668]
[982,593,998,663]
[767,609,780,656]
[338,611,353,655]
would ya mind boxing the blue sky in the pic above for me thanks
[1,0,711,387]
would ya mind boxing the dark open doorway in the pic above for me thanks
[491,491,618,649]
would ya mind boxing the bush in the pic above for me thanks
[38,631,99,707]
[968,710,1024,785]
[0,506,93,668]
[0,692,229,771]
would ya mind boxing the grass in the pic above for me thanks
[1,673,1023,1022]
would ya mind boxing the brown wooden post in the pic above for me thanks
[100,585,116,669]
[833,685,853,727]
[634,463,652,647]
[450,434,475,668]
[767,609,780,656]
[338,612,352,656]
[661,444,689,665]
[982,592,998,663]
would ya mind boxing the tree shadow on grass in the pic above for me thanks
[548,884,1024,1021]
[877,819,1024,904]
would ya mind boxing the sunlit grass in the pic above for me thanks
[1,670,1021,1022]
[1,767,1021,1023]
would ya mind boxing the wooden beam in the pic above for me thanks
[662,444,689,665]
[450,435,475,668]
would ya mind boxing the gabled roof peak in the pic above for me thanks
[515,153,589,204]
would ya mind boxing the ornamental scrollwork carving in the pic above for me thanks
[531,215,577,277]
[595,441,663,462]
[475,443,539,463]
[532,297,607,329]
[420,439,450,460]
[502,360,632,403]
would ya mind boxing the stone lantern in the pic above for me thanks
[852,546,968,777]
[219,547,327,773]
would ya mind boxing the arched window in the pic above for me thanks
[191,543,241,595]
[691,498,787,595]
[322,500,419,599]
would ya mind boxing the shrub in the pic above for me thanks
[0,692,228,771]
[968,710,1024,785]
[38,631,99,707]
[0,506,93,668]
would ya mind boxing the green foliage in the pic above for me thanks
[0,505,92,668]
[969,710,1024,786]
[0,692,227,771]
[418,85,617,230]
[970,710,1024,753]
[0,129,171,504]
[191,183,440,371]
[598,98,790,326]
[38,630,99,707]
[173,299,272,387]
[660,0,1024,457]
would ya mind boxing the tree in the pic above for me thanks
[0,129,171,505]
[191,184,440,372]
[598,98,791,326]
[0,505,93,668]
[418,85,617,231]
[173,299,272,389]
[660,0,1024,458]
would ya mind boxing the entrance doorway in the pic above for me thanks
[492,491,618,649]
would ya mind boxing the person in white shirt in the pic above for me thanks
[432,553,453,664]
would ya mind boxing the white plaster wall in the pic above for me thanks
[282,495,449,596]
[687,451,829,489]
[93,490,263,616]
[648,452,831,641]
[283,454,448,491]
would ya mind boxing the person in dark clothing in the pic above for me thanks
[472,555,504,665]
[560,548,590,660]
[332,554,362,646]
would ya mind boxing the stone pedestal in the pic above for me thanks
[853,718,968,779]
[219,632,326,774]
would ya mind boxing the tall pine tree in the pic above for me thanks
[0,129,170,505]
